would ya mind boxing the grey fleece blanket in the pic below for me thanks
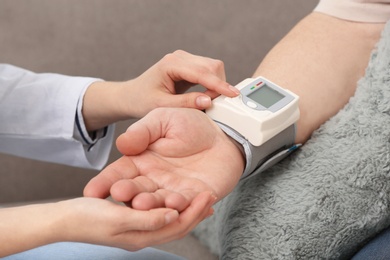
[193,21,390,259]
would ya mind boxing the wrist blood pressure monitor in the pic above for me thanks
[206,76,301,179]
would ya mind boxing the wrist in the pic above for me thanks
[50,199,86,243]
[216,122,299,179]
[83,81,128,131]
[35,202,72,245]
[226,135,246,165]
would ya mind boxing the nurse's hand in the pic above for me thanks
[84,108,245,212]
[0,193,215,257]
[125,50,239,116]
[55,193,215,251]
[82,50,239,131]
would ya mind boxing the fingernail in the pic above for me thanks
[196,96,211,108]
[165,210,179,224]
[229,85,240,95]
[209,192,218,204]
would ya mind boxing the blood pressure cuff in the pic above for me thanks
[216,122,300,179]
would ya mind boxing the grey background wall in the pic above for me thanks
[0,0,318,203]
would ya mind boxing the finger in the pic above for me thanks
[116,124,151,156]
[156,92,212,110]
[116,112,167,155]
[163,191,216,240]
[131,192,165,210]
[164,50,239,97]
[134,191,216,246]
[164,192,192,212]
[172,66,239,98]
[197,74,240,98]
[110,176,159,203]
[131,189,190,212]
[83,156,139,198]
[122,207,179,231]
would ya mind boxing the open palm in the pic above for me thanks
[84,108,244,212]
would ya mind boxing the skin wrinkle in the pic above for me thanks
[130,151,216,207]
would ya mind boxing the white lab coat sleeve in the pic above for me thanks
[0,64,114,170]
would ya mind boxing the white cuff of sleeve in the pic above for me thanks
[73,82,110,150]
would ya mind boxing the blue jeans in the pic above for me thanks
[352,227,390,260]
[3,242,185,260]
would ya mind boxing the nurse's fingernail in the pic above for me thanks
[229,85,240,95]
[196,96,211,108]
[165,210,179,224]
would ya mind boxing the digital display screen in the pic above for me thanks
[247,84,285,108]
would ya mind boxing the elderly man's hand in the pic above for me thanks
[84,108,244,212]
